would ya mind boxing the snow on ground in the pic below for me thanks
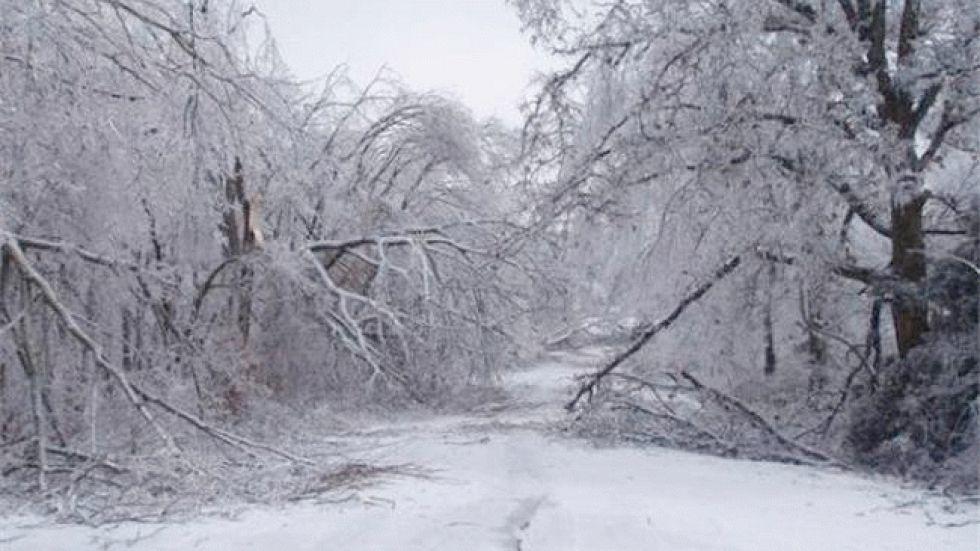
[2,348,977,550]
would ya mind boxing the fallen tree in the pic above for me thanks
[567,255,743,411]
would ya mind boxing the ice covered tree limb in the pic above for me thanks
[566,255,743,411]
[679,371,842,466]
[14,235,145,273]
[2,237,180,455]
[3,236,313,464]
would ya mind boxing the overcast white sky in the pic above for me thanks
[252,0,553,125]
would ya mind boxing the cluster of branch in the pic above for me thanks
[2,236,312,473]
[590,369,843,467]
[678,371,839,464]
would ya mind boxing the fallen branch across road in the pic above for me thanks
[679,371,842,466]
[566,255,743,411]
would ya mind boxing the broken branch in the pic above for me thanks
[566,255,743,411]
[680,371,843,466]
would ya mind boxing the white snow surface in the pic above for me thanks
[2,349,977,550]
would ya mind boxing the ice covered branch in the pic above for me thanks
[567,255,743,411]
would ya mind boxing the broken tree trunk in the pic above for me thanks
[219,158,264,344]
[566,255,743,411]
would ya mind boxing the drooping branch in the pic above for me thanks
[308,228,508,269]
[827,181,892,238]
[304,250,426,404]
[2,238,180,455]
[915,104,976,171]
[133,387,314,464]
[768,153,891,239]
[610,399,738,456]
[2,236,312,464]
[14,235,144,273]
[192,256,240,319]
[566,255,743,411]
[755,248,887,288]
[2,54,145,101]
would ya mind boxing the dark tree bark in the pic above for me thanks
[890,194,929,358]
[859,0,932,359]
[763,264,777,376]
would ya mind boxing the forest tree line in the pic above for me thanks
[0,0,977,519]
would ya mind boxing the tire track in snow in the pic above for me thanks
[502,495,549,551]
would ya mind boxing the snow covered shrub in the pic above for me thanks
[847,249,979,490]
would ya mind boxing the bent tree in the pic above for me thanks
[0,0,532,517]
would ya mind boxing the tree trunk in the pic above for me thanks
[763,263,777,376]
[890,194,929,358]
[13,279,47,491]
[219,157,261,345]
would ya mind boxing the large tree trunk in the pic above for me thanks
[890,193,929,358]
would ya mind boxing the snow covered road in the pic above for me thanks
[2,351,977,550]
